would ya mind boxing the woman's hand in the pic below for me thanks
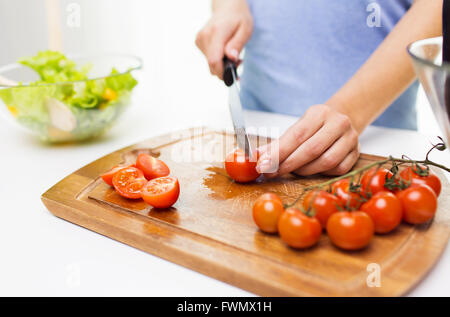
[195,0,253,79]
[257,105,360,177]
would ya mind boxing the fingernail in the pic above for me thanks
[229,49,239,60]
[256,159,272,173]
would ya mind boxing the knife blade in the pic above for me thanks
[223,57,253,158]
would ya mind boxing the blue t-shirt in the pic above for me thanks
[241,0,418,130]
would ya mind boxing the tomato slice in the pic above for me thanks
[136,153,170,180]
[112,167,147,199]
[141,176,180,209]
[101,164,135,186]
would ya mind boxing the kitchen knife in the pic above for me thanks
[223,57,254,158]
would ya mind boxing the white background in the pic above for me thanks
[0,0,442,134]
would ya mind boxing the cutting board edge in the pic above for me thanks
[40,128,450,297]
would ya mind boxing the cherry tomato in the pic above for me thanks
[360,191,402,234]
[141,176,180,209]
[136,153,170,180]
[112,167,147,199]
[102,87,118,101]
[331,179,362,210]
[101,164,135,186]
[400,166,441,197]
[360,167,393,197]
[224,149,260,183]
[302,190,340,229]
[396,184,437,224]
[326,211,374,250]
[256,193,283,205]
[278,208,322,249]
[252,193,285,233]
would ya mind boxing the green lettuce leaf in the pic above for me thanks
[0,50,138,142]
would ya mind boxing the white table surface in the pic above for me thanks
[1,93,449,296]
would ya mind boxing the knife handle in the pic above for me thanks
[223,56,237,87]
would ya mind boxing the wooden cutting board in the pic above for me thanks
[41,128,450,296]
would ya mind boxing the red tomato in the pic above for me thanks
[278,208,322,249]
[136,153,170,180]
[141,176,180,209]
[331,179,362,210]
[326,211,374,250]
[302,190,340,229]
[252,193,285,233]
[101,164,135,186]
[396,184,437,224]
[360,191,402,234]
[112,167,147,199]
[256,193,283,205]
[400,166,441,197]
[224,149,260,183]
[360,168,393,197]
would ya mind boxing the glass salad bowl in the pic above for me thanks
[0,52,142,143]
[408,36,450,149]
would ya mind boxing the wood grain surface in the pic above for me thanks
[42,128,450,296]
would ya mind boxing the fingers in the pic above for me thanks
[275,113,352,175]
[293,130,359,176]
[225,20,253,61]
[196,22,236,78]
[196,14,253,79]
[323,145,360,176]
[256,108,326,174]
[277,112,324,163]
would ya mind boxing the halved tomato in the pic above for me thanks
[101,164,135,186]
[136,153,170,180]
[141,176,180,209]
[112,167,147,199]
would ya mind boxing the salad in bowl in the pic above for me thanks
[0,51,141,143]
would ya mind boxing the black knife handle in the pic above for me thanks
[443,0,450,62]
[223,56,237,87]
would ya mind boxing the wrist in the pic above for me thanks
[212,0,246,12]
[326,96,367,135]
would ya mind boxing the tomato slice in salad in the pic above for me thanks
[136,153,170,180]
[141,176,180,209]
[101,164,135,186]
[112,167,147,199]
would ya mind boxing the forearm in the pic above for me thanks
[327,0,442,133]
[212,0,223,11]
[212,0,242,12]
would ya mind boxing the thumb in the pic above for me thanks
[224,24,252,61]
